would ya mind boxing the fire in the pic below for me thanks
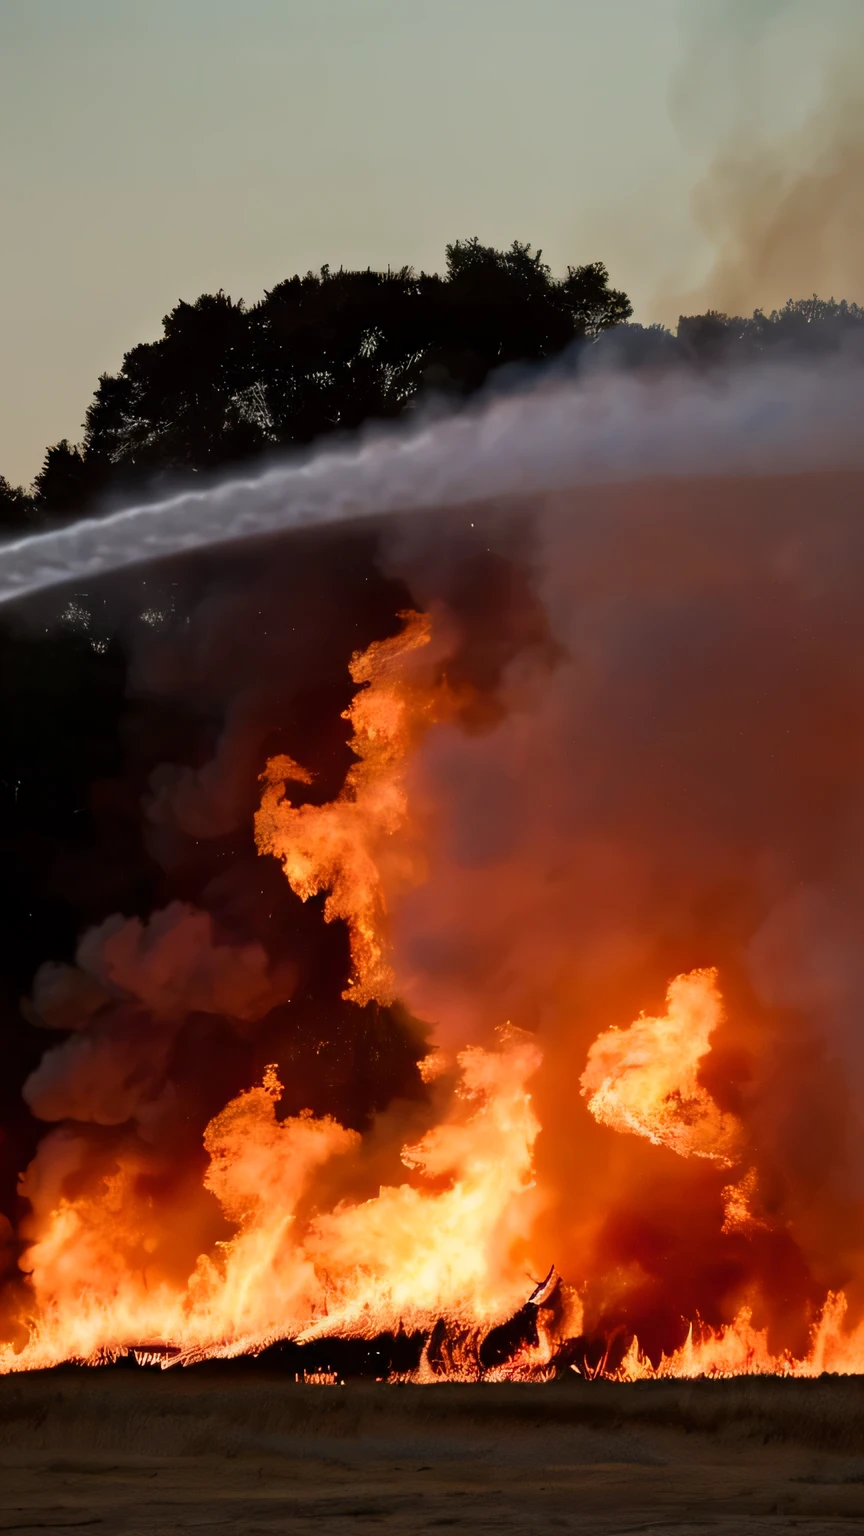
[4,604,864,1383]
[255,610,440,1006]
[721,1166,768,1236]
[612,1292,864,1380]
[579,968,742,1165]
[0,1032,545,1374]
[299,1027,544,1342]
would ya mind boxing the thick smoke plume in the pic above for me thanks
[4,348,864,1375]
[381,460,864,1359]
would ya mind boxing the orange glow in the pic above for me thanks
[5,594,864,1385]
[613,1293,864,1380]
[255,611,439,1005]
[0,1032,546,1374]
[579,968,742,1165]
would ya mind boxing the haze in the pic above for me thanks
[0,0,857,485]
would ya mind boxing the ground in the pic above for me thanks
[1,1367,864,1533]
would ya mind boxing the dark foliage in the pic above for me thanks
[8,265,863,529]
[0,477,37,534]
[606,296,864,371]
[4,239,631,521]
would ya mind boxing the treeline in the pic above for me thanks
[0,239,630,532]
[2,235,863,534]
[624,295,864,368]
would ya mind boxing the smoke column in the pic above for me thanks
[667,0,864,317]
[5,347,864,1374]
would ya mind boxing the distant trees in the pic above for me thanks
[0,240,632,528]
[676,296,864,363]
[620,296,864,369]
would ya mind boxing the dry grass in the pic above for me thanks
[3,1365,864,1453]
[1,1367,863,1532]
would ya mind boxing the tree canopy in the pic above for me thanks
[2,240,631,526]
[0,476,36,534]
[5,243,864,534]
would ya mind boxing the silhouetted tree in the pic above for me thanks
[75,240,632,482]
[588,296,864,372]
[9,236,864,533]
[0,477,36,533]
[31,439,105,520]
[676,296,864,365]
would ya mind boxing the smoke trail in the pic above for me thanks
[2,362,864,608]
[668,0,864,316]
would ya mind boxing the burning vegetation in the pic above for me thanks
[4,449,864,1383]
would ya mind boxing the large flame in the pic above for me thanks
[4,602,864,1381]
[1,1031,544,1373]
[579,968,742,1165]
[254,610,440,1005]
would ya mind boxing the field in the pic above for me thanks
[1,1367,864,1532]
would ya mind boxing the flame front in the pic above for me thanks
[5,603,864,1382]
[3,1032,543,1373]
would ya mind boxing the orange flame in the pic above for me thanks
[721,1166,769,1236]
[0,1030,546,1373]
[613,1292,864,1380]
[579,968,742,1165]
[5,611,864,1384]
[254,611,439,1005]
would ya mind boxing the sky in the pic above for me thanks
[0,0,854,486]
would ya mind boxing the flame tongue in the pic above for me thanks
[579,968,742,1165]
[300,1026,544,1341]
[6,609,864,1382]
[255,610,440,1006]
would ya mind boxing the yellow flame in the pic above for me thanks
[255,611,439,1005]
[580,968,742,1164]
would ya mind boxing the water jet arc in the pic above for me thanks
[0,365,860,608]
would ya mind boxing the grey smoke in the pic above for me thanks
[2,362,864,608]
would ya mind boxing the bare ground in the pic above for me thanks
[1,1367,864,1533]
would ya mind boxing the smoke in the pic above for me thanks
[668,0,864,316]
[22,903,295,1126]
[3,361,864,609]
[372,457,864,1352]
[6,345,864,1367]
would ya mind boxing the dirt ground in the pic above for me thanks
[1,1367,864,1533]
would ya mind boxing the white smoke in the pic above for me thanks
[2,361,864,607]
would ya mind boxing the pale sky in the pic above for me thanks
[0,0,849,485]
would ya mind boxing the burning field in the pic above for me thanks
[4,368,864,1393]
